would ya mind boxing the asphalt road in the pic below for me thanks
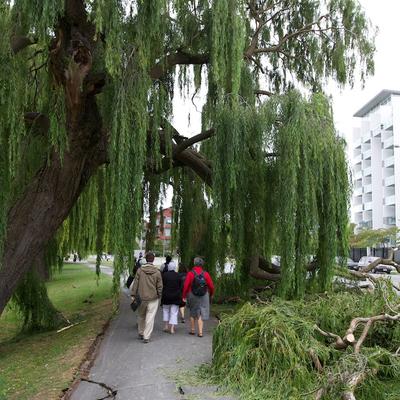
[70,265,234,400]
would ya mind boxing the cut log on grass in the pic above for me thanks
[315,313,400,352]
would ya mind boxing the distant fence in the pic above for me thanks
[349,248,367,262]
[349,247,392,262]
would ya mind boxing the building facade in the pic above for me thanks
[156,207,173,244]
[352,90,400,232]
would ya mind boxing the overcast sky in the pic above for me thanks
[329,0,400,140]
[173,0,400,143]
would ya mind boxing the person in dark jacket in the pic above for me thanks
[161,261,181,334]
[161,254,172,273]
[178,263,189,323]
[125,256,137,288]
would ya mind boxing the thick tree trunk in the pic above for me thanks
[0,135,107,314]
[35,250,50,281]
[0,0,107,316]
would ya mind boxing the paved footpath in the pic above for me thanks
[70,265,234,400]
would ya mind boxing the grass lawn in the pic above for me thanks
[0,264,114,400]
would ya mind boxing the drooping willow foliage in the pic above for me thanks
[171,168,212,270]
[173,92,350,299]
[0,0,376,325]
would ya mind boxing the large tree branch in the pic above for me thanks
[249,255,281,281]
[148,122,213,186]
[150,50,209,80]
[174,149,212,186]
[172,128,215,156]
[254,89,273,96]
[248,14,329,57]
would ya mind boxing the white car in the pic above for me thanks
[372,264,395,274]
[357,256,381,270]
[357,256,394,274]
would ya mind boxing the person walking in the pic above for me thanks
[131,252,163,343]
[182,257,215,337]
[125,255,137,289]
[161,261,181,334]
[178,263,188,323]
[161,254,172,273]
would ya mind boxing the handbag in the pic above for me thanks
[130,294,142,312]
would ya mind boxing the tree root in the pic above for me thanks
[80,378,117,399]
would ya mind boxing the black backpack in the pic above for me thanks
[191,270,207,296]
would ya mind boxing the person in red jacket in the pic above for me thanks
[182,257,214,337]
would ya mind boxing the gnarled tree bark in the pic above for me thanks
[0,0,108,315]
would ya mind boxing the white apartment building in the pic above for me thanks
[352,90,400,232]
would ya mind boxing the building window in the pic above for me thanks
[164,228,171,237]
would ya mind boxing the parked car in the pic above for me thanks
[335,256,359,270]
[372,264,395,274]
[357,256,381,271]
[346,258,359,270]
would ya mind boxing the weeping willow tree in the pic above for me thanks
[0,0,375,317]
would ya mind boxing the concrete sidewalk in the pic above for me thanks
[70,290,234,400]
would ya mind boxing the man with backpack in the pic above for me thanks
[182,257,215,337]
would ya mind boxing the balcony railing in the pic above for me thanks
[363,201,373,211]
[363,149,372,159]
[385,175,395,186]
[383,136,394,148]
[363,184,372,194]
[353,153,362,164]
[362,134,371,143]
[385,195,396,206]
[384,156,395,168]
[363,166,372,177]
[354,170,362,180]
[353,137,362,148]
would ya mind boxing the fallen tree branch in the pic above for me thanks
[314,324,347,350]
[316,312,400,354]
[309,349,323,373]
[57,320,86,333]
[341,369,376,400]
